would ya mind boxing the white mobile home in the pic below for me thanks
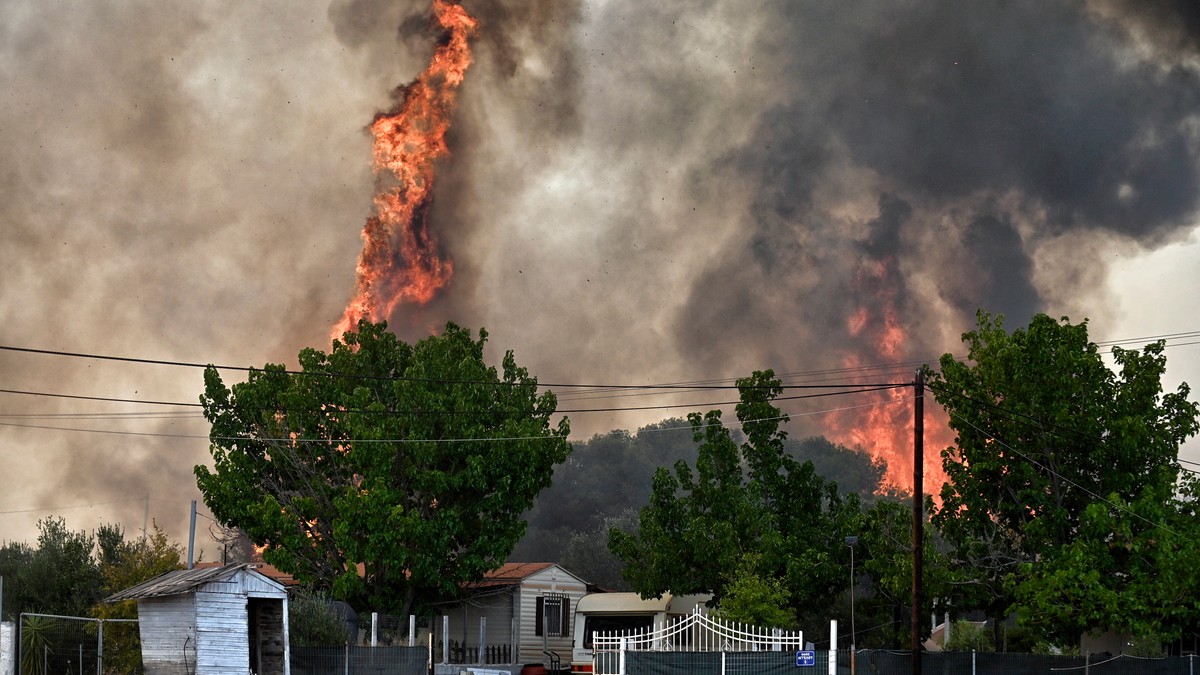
[440,562,588,669]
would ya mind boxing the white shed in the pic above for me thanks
[107,563,290,675]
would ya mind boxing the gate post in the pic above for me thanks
[619,636,627,675]
[97,620,104,675]
[442,615,449,664]
[479,616,487,663]
[829,619,838,675]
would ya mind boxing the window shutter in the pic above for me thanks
[535,596,545,636]
[560,597,570,636]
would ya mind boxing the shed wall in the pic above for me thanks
[138,596,198,675]
[195,589,250,675]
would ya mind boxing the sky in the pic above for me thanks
[1,0,1199,555]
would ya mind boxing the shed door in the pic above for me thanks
[248,597,286,675]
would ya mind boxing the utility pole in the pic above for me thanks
[188,500,197,570]
[846,536,858,675]
[912,368,925,675]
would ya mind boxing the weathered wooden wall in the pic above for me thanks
[139,596,198,675]
[195,588,250,674]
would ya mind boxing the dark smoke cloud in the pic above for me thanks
[419,0,1200,444]
[1,0,1198,546]
[1092,0,1200,59]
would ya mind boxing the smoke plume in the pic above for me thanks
[0,0,1198,542]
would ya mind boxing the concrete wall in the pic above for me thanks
[0,622,14,675]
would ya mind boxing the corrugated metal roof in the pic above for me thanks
[106,563,255,602]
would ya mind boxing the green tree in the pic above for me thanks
[0,541,33,621]
[93,522,184,611]
[558,509,637,591]
[515,417,881,569]
[712,553,795,629]
[91,522,184,673]
[1010,475,1200,645]
[196,320,570,615]
[608,370,862,620]
[928,311,1199,644]
[515,420,700,563]
[19,517,102,617]
[856,497,952,648]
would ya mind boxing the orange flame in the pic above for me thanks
[332,0,478,341]
[826,257,951,498]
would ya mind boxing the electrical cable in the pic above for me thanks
[0,382,908,417]
[0,343,910,391]
[0,385,909,443]
[3,327,1193,391]
[924,381,1106,444]
[946,412,1178,536]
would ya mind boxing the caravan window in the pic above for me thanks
[582,615,655,648]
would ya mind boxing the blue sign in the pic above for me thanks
[796,650,816,667]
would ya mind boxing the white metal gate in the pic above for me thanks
[591,608,805,675]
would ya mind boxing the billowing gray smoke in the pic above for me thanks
[0,0,1197,545]
[422,0,1200,421]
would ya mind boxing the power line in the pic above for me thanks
[0,386,911,444]
[946,412,1177,535]
[0,343,909,390]
[0,382,907,416]
[0,388,200,408]
[0,408,199,417]
[3,328,1194,392]
[922,381,1099,444]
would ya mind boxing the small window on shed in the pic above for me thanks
[536,594,570,637]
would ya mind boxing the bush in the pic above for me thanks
[289,591,351,647]
[945,620,993,652]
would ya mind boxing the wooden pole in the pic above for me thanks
[912,369,925,675]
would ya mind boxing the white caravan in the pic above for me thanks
[569,592,711,673]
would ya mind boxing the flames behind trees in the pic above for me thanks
[332,0,478,341]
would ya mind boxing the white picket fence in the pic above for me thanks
[591,608,805,675]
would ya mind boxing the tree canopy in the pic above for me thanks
[196,320,570,615]
[608,370,863,620]
[5,517,103,618]
[513,416,885,591]
[929,311,1199,643]
[0,518,183,624]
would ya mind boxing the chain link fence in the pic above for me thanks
[17,613,141,675]
[290,645,429,675]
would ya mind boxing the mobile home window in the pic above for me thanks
[536,594,570,637]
